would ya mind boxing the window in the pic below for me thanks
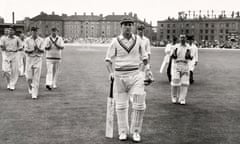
[205,23,208,28]
[172,29,176,33]
[226,23,229,27]
[186,29,189,34]
[220,29,223,33]
[200,29,203,33]
[211,30,214,34]
[205,35,208,40]
[232,23,236,29]
[220,23,224,28]
[205,30,208,34]
[226,29,228,34]
[172,24,175,27]
[167,35,170,39]
[167,29,170,33]
[186,23,189,27]
[161,24,164,27]
[211,24,214,28]
[167,24,170,28]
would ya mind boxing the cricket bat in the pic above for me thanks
[105,78,114,138]
[160,55,168,73]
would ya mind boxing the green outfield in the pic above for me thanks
[0,46,240,144]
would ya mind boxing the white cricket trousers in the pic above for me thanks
[114,70,146,135]
[45,59,61,87]
[25,56,42,98]
[2,52,19,89]
[18,51,26,75]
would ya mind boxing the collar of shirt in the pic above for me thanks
[50,35,59,40]
[7,35,16,39]
[30,36,41,41]
[119,33,135,41]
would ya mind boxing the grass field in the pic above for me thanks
[0,45,240,144]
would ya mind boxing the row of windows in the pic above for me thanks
[160,23,237,29]
[164,34,229,41]
[164,29,235,34]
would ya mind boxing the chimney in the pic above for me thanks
[52,11,55,15]
[144,18,146,22]
[91,12,94,16]
[128,12,133,17]
[99,14,103,17]
[112,12,115,15]
[124,12,127,15]
[62,13,67,17]
[40,11,45,15]
[12,12,15,24]
[83,12,86,16]
[134,13,137,18]
[74,12,77,15]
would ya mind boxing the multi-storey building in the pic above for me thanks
[22,12,153,40]
[29,12,64,37]
[157,11,240,45]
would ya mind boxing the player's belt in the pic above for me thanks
[115,67,138,71]
[175,60,188,64]
[6,50,18,52]
[46,57,61,60]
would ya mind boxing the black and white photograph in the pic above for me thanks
[1,0,240,143]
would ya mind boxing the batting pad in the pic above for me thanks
[130,109,145,134]
[116,107,129,135]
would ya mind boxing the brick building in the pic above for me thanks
[157,11,240,46]
[23,12,153,40]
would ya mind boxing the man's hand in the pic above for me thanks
[185,49,193,60]
[195,61,198,66]
[109,73,114,81]
[45,43,52,50]
[172,48,178,59]
[1,46,6,51]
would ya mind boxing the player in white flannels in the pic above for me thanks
[44,27,64,90]
[160,36,178,82]
[170,34,192,105]
[137,24,154,85]
[0,28,9,76]
[24,27,45,99]
[18,32,26,76]
[105,17,148,142]
[0,26,22,90]
[188,36,198,84]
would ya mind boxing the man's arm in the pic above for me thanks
[36,39,45,53]
[44,38,52,50]
[146,38,151,60]
[0,38,6,51]
[24,39,34,54]
[195,45,198,65]
[139,38,149,71]
[105,39,117,79]
[52,37,64,50]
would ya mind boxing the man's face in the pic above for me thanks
[31,30,38,37]
[137,29,143,36]
[121,22,133,34]
[52,31,57,37]
[8,28,15,36]
[180,36,186,44]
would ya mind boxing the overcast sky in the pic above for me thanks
[1,0,240,26]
